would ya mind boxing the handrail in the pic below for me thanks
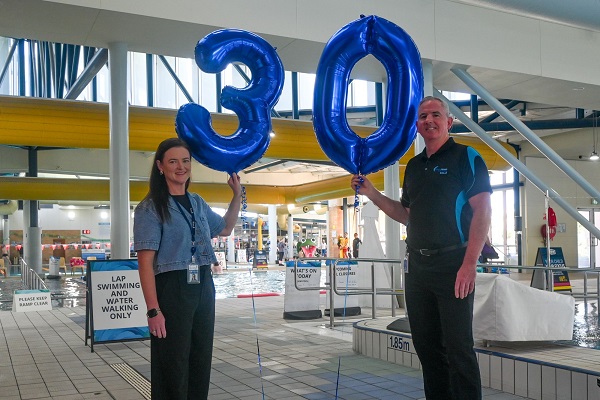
[292,257,600,329]
[294,257,406,328]
[20,258,49,291]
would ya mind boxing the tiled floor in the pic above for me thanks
[0,292,548,400]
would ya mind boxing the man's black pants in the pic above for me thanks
[405,252,481,400]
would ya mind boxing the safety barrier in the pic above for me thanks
[292,257,600,329]
[293,257,405,328]
[20,258,49,291]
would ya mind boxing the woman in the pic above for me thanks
[133,138,241,399]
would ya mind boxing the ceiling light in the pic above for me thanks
[590,151,599,161]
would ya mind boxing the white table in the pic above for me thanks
[473,273,575,341]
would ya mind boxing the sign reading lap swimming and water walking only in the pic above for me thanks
[85,259,149,352]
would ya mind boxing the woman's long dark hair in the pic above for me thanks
[144,138,192,222]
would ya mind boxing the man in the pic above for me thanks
[277,238,286,266]
[352,233,362,258]
[351,96,491,399]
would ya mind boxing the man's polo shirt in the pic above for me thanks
[400,137,492,251]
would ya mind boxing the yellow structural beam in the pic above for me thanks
[0,175,359,204]
[0,96,517,204]
[0,95,514,169]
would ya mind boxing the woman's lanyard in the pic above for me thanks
[172,196,197,263]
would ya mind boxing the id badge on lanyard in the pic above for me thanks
[187,261,200,284]
[173,196,201,284]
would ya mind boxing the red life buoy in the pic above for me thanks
[541,225,556,241]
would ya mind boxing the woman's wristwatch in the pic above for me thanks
[146,308,161,318]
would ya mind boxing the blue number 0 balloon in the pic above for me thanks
[313,15,423,175]
[176,29,284,174]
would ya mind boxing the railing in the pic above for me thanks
[293,257,600,329]
[488,264,600,301]
[20,258,49,291]
[293,257,405,328]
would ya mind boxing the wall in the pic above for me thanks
[523,156,600,267]
[3,205,134,263]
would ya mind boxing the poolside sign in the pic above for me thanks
[283,260,322,319]
[13,289,52,312]
[532,247,571,292]
[86,259,149,352]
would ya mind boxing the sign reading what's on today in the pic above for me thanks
[13,289,52,312]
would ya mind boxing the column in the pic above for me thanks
[416,60,433,154]
[384,163,401,261]
[268,205,277,265]
[287,214,294,260]
[2,215,9,252]
[108,42,130,259]
[227,234,235,265]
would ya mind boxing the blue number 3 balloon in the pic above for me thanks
[313,15,424,175]
[176,29,284,174]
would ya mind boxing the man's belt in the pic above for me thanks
[412,242,468,257]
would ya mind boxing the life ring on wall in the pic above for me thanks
[541,224,556,241]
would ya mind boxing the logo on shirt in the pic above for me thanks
[433,166,448,175]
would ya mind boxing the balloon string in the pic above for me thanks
[354,176,364,210]
[334,261,353,399]
[335,357,341,399]
[241,185,248,222]
[249,268,266,399]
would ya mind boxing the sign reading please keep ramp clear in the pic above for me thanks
[13,289,52,312]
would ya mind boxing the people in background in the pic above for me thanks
[351,96,491,399]
[134,138,242,399]
[0,253,9,276]
[352,233,362,258]
[338,232,349,258]
[277,238,286,266]
[320,238,327,258]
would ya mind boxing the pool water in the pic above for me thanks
[557,301,600,349]
[213,268,287,299]
[0,269,297,310]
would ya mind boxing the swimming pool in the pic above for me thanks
[0,269,298,310]
[2,271,599,351]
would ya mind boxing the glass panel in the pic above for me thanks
[595,210,600,269]
[577,210,591,268]
[298,72,315,110]
[274,71,292,112]
[199,70,217,112]
[176,57,193,107]
[130,52,147,106]
[0,38,9,95]
[155,56,176,109]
